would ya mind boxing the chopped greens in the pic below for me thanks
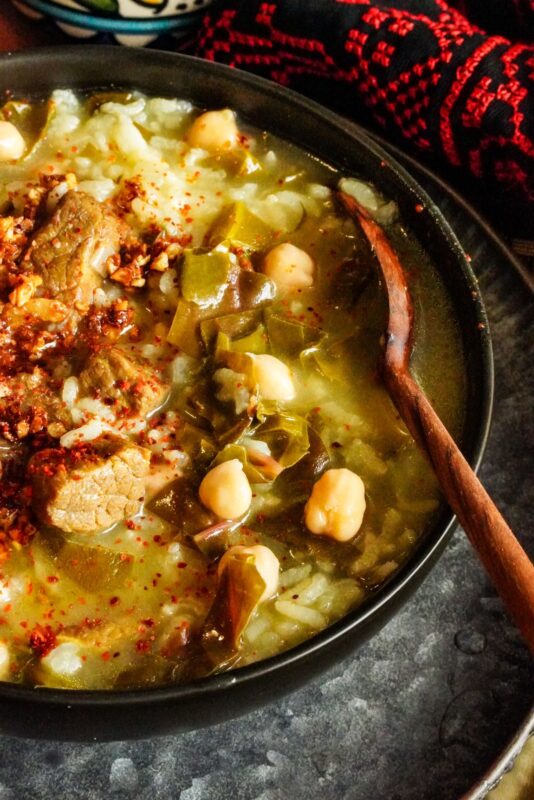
[206,201,274,249]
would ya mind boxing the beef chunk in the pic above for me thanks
[28,434,151,533]
[78,347,168,418]
[27,191,121,309]
[0,367,71,441]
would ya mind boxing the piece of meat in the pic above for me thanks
[0,367,71,442]
[25,191,121,310]
[78,347,168,419]
[28,433,151,534]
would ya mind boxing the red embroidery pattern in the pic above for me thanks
[195,0,534,206]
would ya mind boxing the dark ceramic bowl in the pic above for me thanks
[0,47,493,741]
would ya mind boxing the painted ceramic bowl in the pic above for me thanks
[10,0,212,46]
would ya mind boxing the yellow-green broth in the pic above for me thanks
[0,92,465,689]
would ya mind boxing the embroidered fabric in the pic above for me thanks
[193,0,534,240]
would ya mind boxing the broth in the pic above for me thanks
[0,92,465,689]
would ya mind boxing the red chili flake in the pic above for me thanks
[47,576,59,584]
[136,640,150,653]
[29,624,57,657]
[141,618,155,628]
[109,596,120,606]
[415,204,424,213]
[177,562,187,569]
[292,594,299,600]
[101,651,111,662]
[83,617,102,630]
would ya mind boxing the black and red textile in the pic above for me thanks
[193,0,534,241]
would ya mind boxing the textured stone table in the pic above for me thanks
[0,139,532,800]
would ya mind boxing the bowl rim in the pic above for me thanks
[462,705,534,800]
[0,46,494,708]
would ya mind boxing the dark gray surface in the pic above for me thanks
[0,158,532,800]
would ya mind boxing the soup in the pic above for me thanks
[0,92,465,689]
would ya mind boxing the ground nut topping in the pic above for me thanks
[8,273,43,307]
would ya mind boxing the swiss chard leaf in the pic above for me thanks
[167,299,203,358]
[184,375,253,447]
[202,551,267,658]
[1,99,53,159]
[181,250,236,309]
[255,414,310,469]
[200,308,263,351]
[146,476,217,534]
[169,251,275,357]
[206,201,273,250]
[38,532,133,593]
[215,324,268,356]
[265,309,323,358]
[212,443,283,485]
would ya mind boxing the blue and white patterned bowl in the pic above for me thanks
[11,0,213,46]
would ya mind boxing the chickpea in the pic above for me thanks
[247,353,295,401]
[0,121,25,162]
[199,459,252,519]
[218,544,279,603]
[262,243,314,290]
[304,468,366,542]
[186,109,239,152]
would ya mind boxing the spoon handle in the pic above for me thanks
[337,188,534,651]
[389,368,534,653]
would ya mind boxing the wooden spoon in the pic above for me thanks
[338,190,534,653]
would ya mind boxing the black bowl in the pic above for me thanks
[0,46,493,741]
